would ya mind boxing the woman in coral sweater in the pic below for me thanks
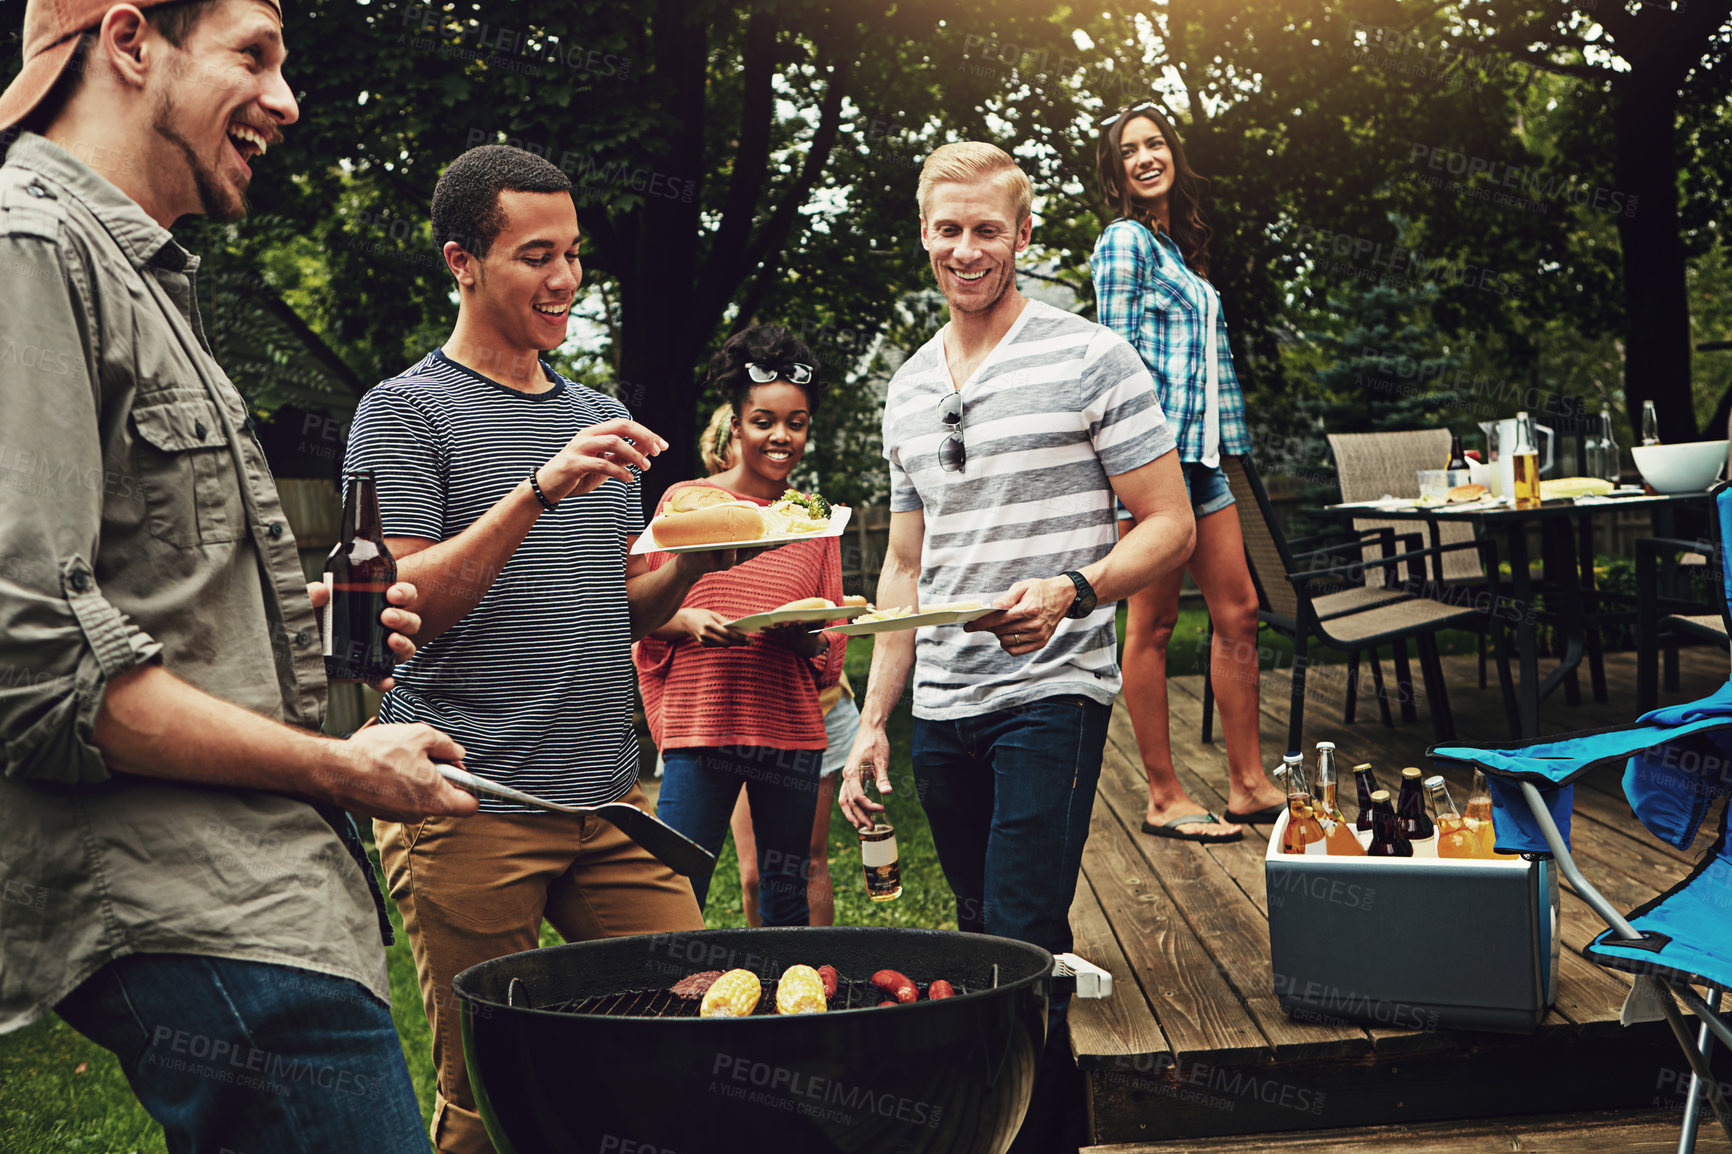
[635,325,846,925]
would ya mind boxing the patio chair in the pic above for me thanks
[1328,430,1496,697]
[1217,454,1515,754]
[1636,533,1729,712]
[1430,486,1732,1153]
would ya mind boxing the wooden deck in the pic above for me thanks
[1069,645,1732,1149]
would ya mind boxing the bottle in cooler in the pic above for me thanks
[1313,742,1365,856]
[1465,768,1518,859]
[1425,775,1487,859]
[1352,762,1381,832]
[1277,753,1326,855]
[1366,790,1413,857]
[1397,767,1437,856]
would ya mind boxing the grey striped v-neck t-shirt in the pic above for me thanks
[883,299,1176,720]
[345,349,644,811]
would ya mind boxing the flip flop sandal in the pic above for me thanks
[1223,804,1286,823]
[1140,812,1244,844]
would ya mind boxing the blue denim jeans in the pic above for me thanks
[658,745,822,925]
[912,694,1110,964]
[55,953,426,1154]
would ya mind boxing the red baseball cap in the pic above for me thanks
[0,0,283,138]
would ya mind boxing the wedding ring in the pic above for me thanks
[1012,633,1021,645]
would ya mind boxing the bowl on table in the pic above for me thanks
[1631,440,1729,494]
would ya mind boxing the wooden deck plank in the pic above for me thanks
[1067,871,1174,1070]
[1080,802,1272,1064]
[1082,1107,1728,1153]
[1154,661,1647,1038]
[1091,737,1370,1060]
[1103,694,1578,1052]
[1078,647,1730,1145]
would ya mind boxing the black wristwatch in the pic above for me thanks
[1061,570,1097,619]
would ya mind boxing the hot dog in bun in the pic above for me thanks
[650,486,766,548]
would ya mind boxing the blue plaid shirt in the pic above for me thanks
[1090,218,1250,463]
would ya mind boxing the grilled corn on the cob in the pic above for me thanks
[776,964,828,1015]
[699,968,762,1017]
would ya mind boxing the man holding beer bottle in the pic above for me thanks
[0,1,481,1151]
[839,141,1196,1152]
[344,143,728,1154]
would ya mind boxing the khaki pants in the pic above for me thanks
[376,784,703,1154]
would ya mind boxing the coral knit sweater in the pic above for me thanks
[635,480,848,751]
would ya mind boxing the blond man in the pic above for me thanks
[838,142,1194,1147]
[840,139,1192,943]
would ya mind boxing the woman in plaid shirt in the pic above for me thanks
[1090,104,1285,843]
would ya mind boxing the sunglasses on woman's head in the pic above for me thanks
[938,390,965,473]
[1100,102,1161,128]
[745,361,815,386]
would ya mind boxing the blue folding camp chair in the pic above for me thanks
[1430,481,1732,1152]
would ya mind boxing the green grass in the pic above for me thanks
[0,613,1485,1149]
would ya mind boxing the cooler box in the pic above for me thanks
[1265,810,1560,1034]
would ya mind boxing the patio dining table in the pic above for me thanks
[1305,491,1710,738]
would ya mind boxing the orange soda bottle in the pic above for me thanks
[1424,775,1488,859]
[1313,741,1366,856]
[1276,754,1327,854]
[1465,768,1519,859]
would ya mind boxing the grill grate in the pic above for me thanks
[545,975,969,1018]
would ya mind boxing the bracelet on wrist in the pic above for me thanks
[528,467,558,512]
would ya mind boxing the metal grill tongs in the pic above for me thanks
[437,764,717,879]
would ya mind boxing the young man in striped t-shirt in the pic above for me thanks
[345,146,731,1154]
[839,144,1194,1133]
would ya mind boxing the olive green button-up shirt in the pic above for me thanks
[0,133,389,1029]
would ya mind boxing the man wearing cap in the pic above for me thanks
[0,1,529,1150]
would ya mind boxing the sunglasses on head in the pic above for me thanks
[1099,102,1162,128]
[938,390,965,473]
[745,361,815,386]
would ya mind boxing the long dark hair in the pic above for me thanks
[1095,104,1213,279]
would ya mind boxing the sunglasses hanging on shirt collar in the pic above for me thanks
[745,361,815,386]
[938,390,966,473]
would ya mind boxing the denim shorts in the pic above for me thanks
[1115,460,1236,521]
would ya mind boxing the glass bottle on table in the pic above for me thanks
[1366,790,1413,857]
[1353,762,1381,832]
[1445,432,1472,490]
[1425,775,1487,859]
[1599,407,1621,486]
[1314,742,1366,856]
[1512,411,1542,510]
[1642,399,1661,446]
[1397,767,1437,856]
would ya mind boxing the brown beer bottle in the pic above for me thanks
[323,470,397,683]
[1397,767,1437,856]
[1353,763,1381,832]
[1366,790,1412,857]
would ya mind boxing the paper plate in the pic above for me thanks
[631,505,852,555]
[829,605,994,636]
[724,604,873,633]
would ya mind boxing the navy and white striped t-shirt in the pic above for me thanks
[883,299,1177,721]
[345,349,643,812]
